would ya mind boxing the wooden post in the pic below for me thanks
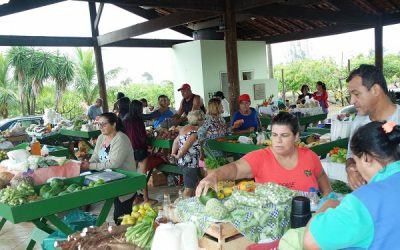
[88,2,109,112]
[224,0,240,116]
[374,16,383,72]
[267,44,274,79]
[281,68,285,104]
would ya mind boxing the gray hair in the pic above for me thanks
[187,110,205,125]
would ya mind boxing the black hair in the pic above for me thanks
[117,97,130,118]
[128,100,144,121]
[316,81,327,91]
[99,112,125,133]
[350,121,400,162]
[140,98,147,103]
[271,112,300,135]
[158,95,168,100]
[346,64,388,95]
[214,91,225,99]
[300,84,309,93]
[116,92,125,100]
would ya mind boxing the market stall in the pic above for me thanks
[59,129,101,149]
[260,113,328,129]
[0,169,146,249]
[11,143,69,158]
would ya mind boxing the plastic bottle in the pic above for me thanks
[174,189,184,205]
[308,187,320,212]
[41,145,49,157]
[31,136,41,156]
[163,193,171,221]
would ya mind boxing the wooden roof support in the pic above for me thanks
[115,5,193,37]
[242,4,378,25]
[0,0,64,17]
[94,2,104,31]
[97,10,216,46]
[89,2,109,112]
[81,0,225,11]
[224,0,240,116]
[375,17,383,71]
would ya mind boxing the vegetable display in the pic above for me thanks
[125,216,156,249]
[205,198,229,220]
[199,189,217,205]
[329,147,347,163]
[331,180,352,194]
[120,202,157,226]
[0,182,38,206]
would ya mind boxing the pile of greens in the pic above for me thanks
[203,146,229,170]
[331,180,352,194]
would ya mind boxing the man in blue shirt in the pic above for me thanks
[87,98,103,120]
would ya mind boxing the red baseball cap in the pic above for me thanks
[238,94,251,102]
[178,83,191,91]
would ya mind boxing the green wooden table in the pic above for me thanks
[208,135,348,158]
[10,143,70,158]
[260,113,328,127]
[60,129,101,149]
[0,169,145,250]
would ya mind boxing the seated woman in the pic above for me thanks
[297,84,313,104]
[196,112,331,196]
[198,98,229,158]
[80,112,136,224]
[231,94,260,134]
[172,110,205,197]
[304,121,400,249]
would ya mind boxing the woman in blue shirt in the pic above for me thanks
[231,94,260,134]
[304,121,400,250]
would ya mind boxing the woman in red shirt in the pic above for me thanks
[313,81,329,114]
[195,112,332,196]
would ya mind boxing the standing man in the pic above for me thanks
[173,83,206,124]
[346,64,400,189]
[87,98,103,120]
[214,91,230,117]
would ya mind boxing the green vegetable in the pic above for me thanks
[331,180,352,194]
[50,178,64,188]
[39,185,51,196]
[205,198,229,220]
[66,183,81,192]
[37,158,59,168]
[58,190,71,196]
[199,189,217,205]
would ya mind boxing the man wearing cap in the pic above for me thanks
[173,83,206,123]
[231,94,260,134]
[214,91,230,117]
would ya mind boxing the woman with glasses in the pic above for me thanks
[80,112,136,224]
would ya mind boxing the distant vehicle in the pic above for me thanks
[0,116,43,132]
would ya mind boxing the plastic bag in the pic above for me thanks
[238,136,253,144]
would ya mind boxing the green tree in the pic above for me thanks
[52,52,75,111]
[0,53,18,118]
[6,47,32,115]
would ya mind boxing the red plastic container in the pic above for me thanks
[246,240,280,250]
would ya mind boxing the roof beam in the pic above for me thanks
[261,13,400,43]
[187,14,252,30]
[94,2,104,31]
[0,0,64,17]
[0,35,93,46]
[242,4,378,25]
[97,10,215,46]
[79,0,224,11]
[115,4,193,37]
[106,38,190,47]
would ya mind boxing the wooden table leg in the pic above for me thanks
[96,198,114,227]
[0,217,6,232]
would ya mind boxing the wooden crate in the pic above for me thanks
[199,222,253,250]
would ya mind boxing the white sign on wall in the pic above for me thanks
[253,83,266,100]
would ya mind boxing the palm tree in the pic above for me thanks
[25,49,54,114]
[52,52,74,111]
[0,53,18,118]
[74,48,98,106]
[6,47,32,115]
[74,48,121,106]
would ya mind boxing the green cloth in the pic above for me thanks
[278,227,305,250]
[310,161,400,249]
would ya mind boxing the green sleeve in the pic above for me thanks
[310,194,374,250]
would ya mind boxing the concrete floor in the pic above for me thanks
[0,185,180,249]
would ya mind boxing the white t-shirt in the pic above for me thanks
[346,104,400,159]
[221,98,230,117]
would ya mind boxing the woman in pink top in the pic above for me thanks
[196,112,332,196]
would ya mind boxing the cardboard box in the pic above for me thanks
[148,170,167,187]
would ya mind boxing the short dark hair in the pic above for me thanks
[271,112,300,135]
[117,97,130,118]
[158,95,168,100]
[140,98,147,103]
[300,84,309,93]
[351,121,400,162]
[116,92,125,100]
[346,64,388,95]
[214,91,225,99]
[99,112,125,132]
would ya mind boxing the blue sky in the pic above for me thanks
[0,1,399,84]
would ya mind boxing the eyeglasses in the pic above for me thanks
[98,122,109,128]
